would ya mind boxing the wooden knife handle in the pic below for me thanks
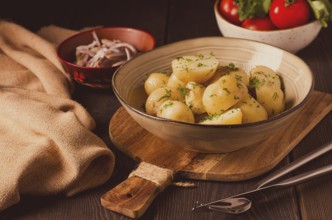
[101,167,171,218]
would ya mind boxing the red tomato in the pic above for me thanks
[219,0,241,25]
[269,0,310,29]
[241,17,277,30]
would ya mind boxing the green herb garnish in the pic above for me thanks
[158,88,171,101]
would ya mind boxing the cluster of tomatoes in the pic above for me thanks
[219,0,311,30]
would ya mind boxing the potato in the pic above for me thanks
[206,66,229,84]
[157,100,195,123]
[207,64,249,86]
[199,108,243,125]
[250,66,281,89]
[143,54,287,124]
[145,87,184,115]
[185,82,206,114]
[249,66,285,117]
[228,69,249,87]
[235,94,268,123]
[144,72,170,95]
[256,86,285,117]
[167,73,186,90]
[202,74,248,114]
[171,53,219,83]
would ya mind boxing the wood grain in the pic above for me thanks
[101,176,160,218]
[109,91,332,182]
[103,90,331,218]
[0,0,331,219]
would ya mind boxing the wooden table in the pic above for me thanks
[1,0,331,219]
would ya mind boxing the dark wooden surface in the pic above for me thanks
[1,0,331,219]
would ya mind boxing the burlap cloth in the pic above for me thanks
[0,21,115,211]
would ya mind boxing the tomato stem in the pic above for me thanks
[285,0,296,6]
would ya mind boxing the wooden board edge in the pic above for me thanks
[179,91,332,181]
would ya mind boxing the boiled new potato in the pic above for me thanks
[202,74,248,115]
[167,73,186,90]
[250,66,281,89]
[143,53,287,125]
[235,94,268,123]
[255,86,285,117]
[199,108,242,125]
[171,53,219,83]
[144,72,170,95]
[249,66,285,117]
[206,66,229,84]
[228,69,250,87]
[206,64,249,86]
[157,100,195,123]
[145,87,184,115]
[185,82,206,114]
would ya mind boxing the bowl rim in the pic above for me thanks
[112,36,315,129]
[214,0,321,33]
[56,26,156,71]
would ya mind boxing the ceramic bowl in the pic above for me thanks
[112,37,314,153]
[57,27,155,89]
[214,0,322,53]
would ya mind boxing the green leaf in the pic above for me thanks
[235,0,271,21]
[286,0,296,6]
[262,0,272,13]
[307,0,332,28]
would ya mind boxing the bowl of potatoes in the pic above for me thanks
[112,37,314,153]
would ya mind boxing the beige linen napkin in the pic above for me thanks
[0,21,115,211]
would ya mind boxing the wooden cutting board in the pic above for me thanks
[101,90,332,218]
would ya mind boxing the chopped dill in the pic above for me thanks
[178,86,190,96]
[272,92,279,101]
[200,113,220,122]
[235,74,242,82]
[223,88,231,95]
[158,89,171,101]
[197,63,207,67]
[187,102,193,109]
[228,63,238,71]
[249,77,260,88]
[159,101,174,114]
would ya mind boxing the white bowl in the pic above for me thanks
[112,37,314,153]
[214,0,322,53]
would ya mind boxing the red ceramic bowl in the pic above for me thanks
[57,27,156,89]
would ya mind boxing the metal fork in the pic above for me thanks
[192,140,332,213]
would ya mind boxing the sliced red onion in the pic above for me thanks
[112,60,127,67]
[75,31,138,68]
